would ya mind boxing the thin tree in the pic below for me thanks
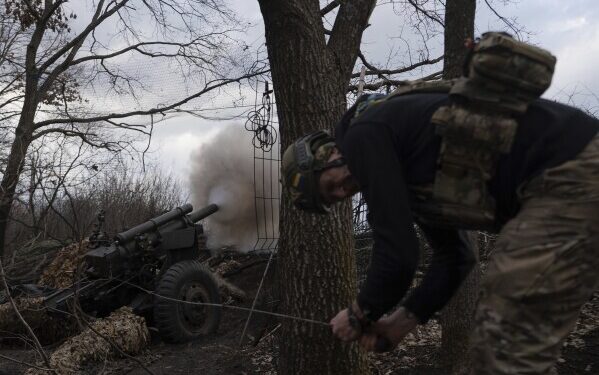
[438,2,485,374]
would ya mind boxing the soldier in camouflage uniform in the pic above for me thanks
[281,33,599,374]
[471,137,599,374]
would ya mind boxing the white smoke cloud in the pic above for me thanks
[189,124,280,253]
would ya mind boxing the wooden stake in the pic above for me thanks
[357,65,366,96]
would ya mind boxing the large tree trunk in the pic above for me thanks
[443,0,476,80]
[257,1,374,373]
[439,2,478,373]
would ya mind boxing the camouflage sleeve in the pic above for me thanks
[402,226,476,323]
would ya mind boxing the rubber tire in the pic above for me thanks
[154,260,221,343]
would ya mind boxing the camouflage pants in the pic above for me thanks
[471,134,599,374]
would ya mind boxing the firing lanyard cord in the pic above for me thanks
[118,279,331,327]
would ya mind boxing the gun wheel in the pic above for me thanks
[154,260,221,343]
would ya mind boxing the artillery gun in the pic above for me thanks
[20,204,222,343]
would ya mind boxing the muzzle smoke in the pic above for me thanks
[189,124,280,252]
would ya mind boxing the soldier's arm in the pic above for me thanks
[402,226,476,323]
[340,121,420,321]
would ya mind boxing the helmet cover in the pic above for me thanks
[282,131,337,213]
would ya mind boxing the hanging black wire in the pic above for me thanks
[245,81,277,151]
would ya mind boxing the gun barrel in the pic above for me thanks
[116,204,193,243]
[188,204,219,223]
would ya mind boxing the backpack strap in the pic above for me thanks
[350,79,455,123]
[388,79,454,98]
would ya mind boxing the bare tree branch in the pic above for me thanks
[347,70,442,91]
[351,55,443,78]
[483,0,523,40]
[321,1,340,16]
[356,51,381,74]
[22,0,42,22]
[35,69,269,128]
[327,0,377,81]
[406,0,445,28]
[38,1,129,97]
[69,38,219,65]
[38,0,118,75]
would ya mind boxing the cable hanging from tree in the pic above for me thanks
[245,81,277,151]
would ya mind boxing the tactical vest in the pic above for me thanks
[353,32,556,230]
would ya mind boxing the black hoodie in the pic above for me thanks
[335,93,599,322]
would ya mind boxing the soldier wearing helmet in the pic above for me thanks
[282,130,359,214]
[282,83,599,373]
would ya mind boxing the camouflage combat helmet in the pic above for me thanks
[282,131,345,213]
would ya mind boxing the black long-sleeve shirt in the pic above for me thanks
[335,93,599,322]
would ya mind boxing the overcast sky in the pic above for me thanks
[146,0,599,185]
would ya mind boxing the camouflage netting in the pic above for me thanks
[4,240,65,284]
[0,297,46,332]
[211,258,247,301]
[25,307,150,375]
[213,272,247,301]
[0,240,91,346]
[38,240,89,289]
[0,297,76,345]
[214,259,242,275]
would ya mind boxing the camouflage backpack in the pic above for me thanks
[355,32,556,229]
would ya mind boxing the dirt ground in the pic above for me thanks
[1,254,597,375]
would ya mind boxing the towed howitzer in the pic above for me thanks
[43,203,221,343]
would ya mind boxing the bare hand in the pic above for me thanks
[359,307,419,352]
[330,308,361,342]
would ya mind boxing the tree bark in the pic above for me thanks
[0,6,46,259]
[439,1,478,373]
[0,118,35,259]
[256,0,374,373]
[443,0,476,80]
[439,232,481,374]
